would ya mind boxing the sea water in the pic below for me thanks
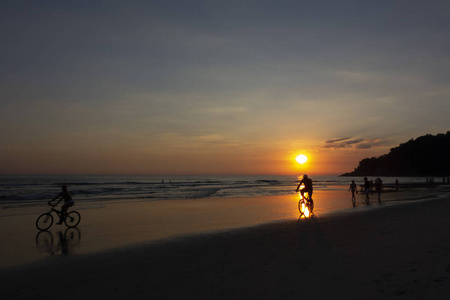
[0,174,447,268]
[0,174,432,206]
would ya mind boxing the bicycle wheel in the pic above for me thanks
[298,200,306,214]
[64,211,81,228]
[308,199,314,213]
[64,227,81,242]
[36,213,54,231]
[36,230,53,245]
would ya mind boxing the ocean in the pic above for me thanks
[0,174,447,268]
[0,174,431,206]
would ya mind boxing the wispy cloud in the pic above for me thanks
[325,137,352,144]
[323,138,385,150]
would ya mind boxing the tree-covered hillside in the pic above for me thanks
[341,132,450,176]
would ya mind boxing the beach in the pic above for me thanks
[1,190,450,299]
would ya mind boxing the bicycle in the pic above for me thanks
[298,191,314,217]
[36,201,81,231]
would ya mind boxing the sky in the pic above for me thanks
[1,0,449,175]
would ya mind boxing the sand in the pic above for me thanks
[1,191,450,299]
[0,190,367,268]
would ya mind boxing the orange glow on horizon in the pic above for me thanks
[1,139,373,176]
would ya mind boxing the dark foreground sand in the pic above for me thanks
[1,195,450,299]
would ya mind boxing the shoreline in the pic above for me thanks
[1,194,450,299]
[1,188,449,269]
[1,174,446,208]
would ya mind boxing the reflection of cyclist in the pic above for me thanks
[296,174,313,206]
[52,185,74,224]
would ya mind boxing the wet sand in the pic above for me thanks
[0,190,367,268]
[1,191,450,299]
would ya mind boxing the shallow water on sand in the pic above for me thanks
[0,187,448,269]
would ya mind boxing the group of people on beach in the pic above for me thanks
[295,175,386,212]
[348,177,384,206]
[427,177,450,187]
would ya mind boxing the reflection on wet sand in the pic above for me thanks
[298,212,317,224]
[35,228,81,256]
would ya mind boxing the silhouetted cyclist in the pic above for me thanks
[296,174,313,207]
[51,185,74,224]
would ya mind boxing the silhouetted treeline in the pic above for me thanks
[341,132,450,176]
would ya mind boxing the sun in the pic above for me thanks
[296,154,308,164]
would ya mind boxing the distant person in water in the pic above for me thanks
[52,185,74,224]
[348,180,358,206]
[363,177,370,203]
[395,179,399,191]
[375,178,383,203]
[296,174,313,207]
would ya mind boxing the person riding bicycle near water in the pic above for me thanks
[296,174,314,208]
[51,185,74,224]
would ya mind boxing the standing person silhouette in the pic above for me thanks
[348,180,358,206]
[51,185,74,224]
[363,177,371,204]
[375,178,383,203]
[296,174,313,210]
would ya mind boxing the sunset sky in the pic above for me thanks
[1,0,449,175]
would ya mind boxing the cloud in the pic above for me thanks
[323,138,385,150]
[325,137,352,144]
[355,139,386,149]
